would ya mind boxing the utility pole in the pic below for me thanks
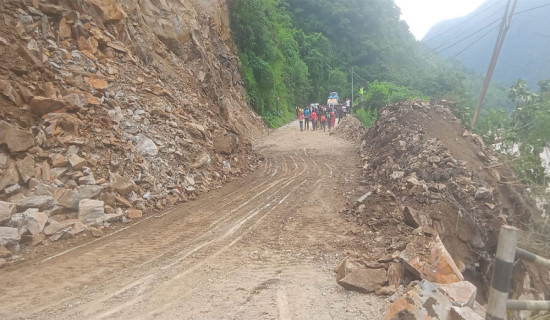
[471,0,518,128]
[351,66,354,109]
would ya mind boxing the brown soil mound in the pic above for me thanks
[332,115,366,142]
[343,99,539,300]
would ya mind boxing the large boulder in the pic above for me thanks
[29,96,67,115]
[334,258,388,293]
[26,211,49,235]
[110,173,136,195]
[0,160,21,192]
[399,234,464,284]
[0,201,16,223]
[386,280,453,320]
[134,134,158,157]
[0,121,35,152]
[58,190,80,209]
[44,219,75,236]
[78,199,105,225]
[16,195,57,211]
[67,154,87,170]
[0,227,21,246]
[435,281,477,308]
[16,155,35,183]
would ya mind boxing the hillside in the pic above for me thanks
[0,0,265,257]
[230,0,471,126]
[423,0,550,87]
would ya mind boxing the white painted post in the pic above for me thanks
[486,225,518,320]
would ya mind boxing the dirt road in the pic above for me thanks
[0,121,387,319]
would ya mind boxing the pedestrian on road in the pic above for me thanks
[304,107,310,130]
[311,109,318,130]
[337,106,343,123]
[298,111,304,131]
[295,105,299,118]
[326,109,332,132]
[331,108,336,129]
[320,113,326,132]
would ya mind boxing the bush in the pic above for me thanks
[356,108,378,128]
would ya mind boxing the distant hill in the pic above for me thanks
[423,0,550,88]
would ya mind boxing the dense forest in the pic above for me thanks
[229,0,467,126]
[229,0,548,185]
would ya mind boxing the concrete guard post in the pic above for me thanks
[486,225,518,320]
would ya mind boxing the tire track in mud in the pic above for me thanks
[97,151,319,319]
[1,151,318,319]
[0,123,368,320]
[74,153,318,319]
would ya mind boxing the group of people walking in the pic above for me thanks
[296,105,345,132]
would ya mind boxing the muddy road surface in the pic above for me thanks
[0,121,387,319]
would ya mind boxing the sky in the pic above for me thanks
[393,0,488,40]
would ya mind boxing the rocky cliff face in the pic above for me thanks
[0,0,265,262]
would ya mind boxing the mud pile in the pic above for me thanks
[341,99,540,304]
[331,115,365,143]
[0,0,266,264]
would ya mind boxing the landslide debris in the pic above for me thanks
[0,0,266,265]
[339,99,540,311]
[331,115,366,143]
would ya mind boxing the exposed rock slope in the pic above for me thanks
[0,0,266,263]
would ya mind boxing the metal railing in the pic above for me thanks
[486,225,550,320]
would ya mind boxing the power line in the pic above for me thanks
[436,18,501,53]
[533,32,550,39]
[431,5,505,50]
[431,1,550,55]
[424,1,503,42]
[451,25,500,58]
[514,2,550,15]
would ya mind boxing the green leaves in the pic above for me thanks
[477,79,550,185]
[231,0,312,127]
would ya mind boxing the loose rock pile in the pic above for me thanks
[331,115,366,142]
[0,0,266,265]
[337,99,541,318]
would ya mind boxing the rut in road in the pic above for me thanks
[0,121,389,320]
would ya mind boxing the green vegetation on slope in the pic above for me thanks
[478,79,550,185]
[230,0,470,127]
[230,0,548,184]
[230,0,310,127]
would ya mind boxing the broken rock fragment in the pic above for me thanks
[0,201,16,223]
[0,227,21,246]
[134,134,158,157]
[67,154,87,170]
[0,121,35,152]
[16,155,35,183]
[78,199,105,225]
[399,234,464,284]
[110,173,136,195]
[16,195,57,211]
[25,211,49,235]
[0,160,21,192]
[385,280,452,320]
[29,96,67,115]
[435,281,477,308]
[335,258,388,293]
[403,207,432,229]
